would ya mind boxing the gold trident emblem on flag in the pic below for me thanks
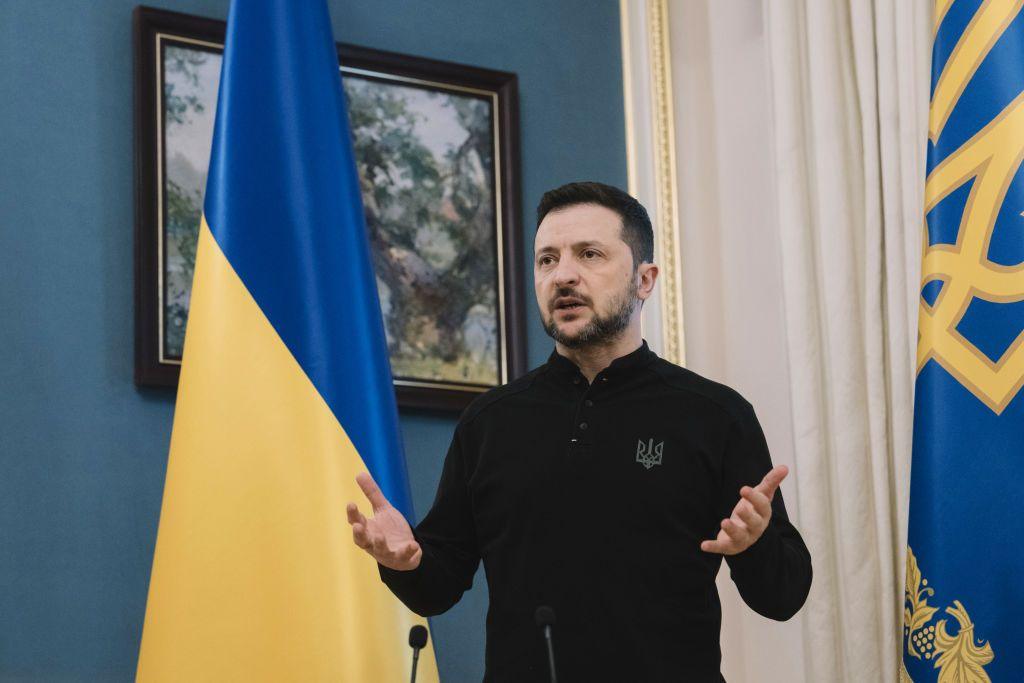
[920,91,1024,415]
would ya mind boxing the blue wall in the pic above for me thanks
[0,1,626,680]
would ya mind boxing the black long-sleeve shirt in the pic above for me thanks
[380,340,811,682]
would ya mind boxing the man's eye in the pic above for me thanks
[538,256,554,266]
[582,250,598,259]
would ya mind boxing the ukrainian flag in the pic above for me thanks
[136,0,439,679]
[903,1,1024,680]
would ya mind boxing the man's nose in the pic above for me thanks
[552,257,580,287]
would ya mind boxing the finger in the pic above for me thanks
[402,543,423,568]
[734,499,760,528]
[356,471,390,511]
[351,522,371,550]
[346,502,367,526]
[754,464,789,500]
[725,514,749,533]
[701,539,729,554]
[721,517,749,543]
[398,541,420,562]
[702,528,739,555]
[740,486,772,518]
[371,532,389,558]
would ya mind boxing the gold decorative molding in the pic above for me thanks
[622,0,685,365]
[647,0,684,366]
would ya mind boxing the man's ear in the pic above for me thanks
[637,262,659,301]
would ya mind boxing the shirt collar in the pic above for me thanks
[546,339,657,381]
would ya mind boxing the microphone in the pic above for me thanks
[534,605,558,683]
[408,625,428,683]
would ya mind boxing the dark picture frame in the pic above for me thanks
[133,6,525,411]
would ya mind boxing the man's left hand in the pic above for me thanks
[700,465,789,556]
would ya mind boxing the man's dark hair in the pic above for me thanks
[536,181,654,269]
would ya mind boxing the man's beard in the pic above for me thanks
[543,278,639,349]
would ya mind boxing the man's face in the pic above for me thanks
[533,203,640,349]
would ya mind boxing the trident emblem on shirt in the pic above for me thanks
[636,438,664,469]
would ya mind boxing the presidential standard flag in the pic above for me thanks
[136,0,439,679]
[903,1,1024,680]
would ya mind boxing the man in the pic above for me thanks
[347,182,812,681]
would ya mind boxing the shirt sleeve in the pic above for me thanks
[378,422,480,617]
[720,401,812,621]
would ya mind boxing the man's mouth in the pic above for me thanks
[554,298,587,313]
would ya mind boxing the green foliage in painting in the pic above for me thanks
[346,80,499,385]
[162,46,214,358]
[158,42,501,385]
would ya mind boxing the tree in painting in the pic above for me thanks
[345,79,499,385]
[162,45,219,359]
[158,45,501,386]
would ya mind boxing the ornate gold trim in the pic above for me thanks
[620,1,686,365]
[645,0,685,366]
[903,546,994,680]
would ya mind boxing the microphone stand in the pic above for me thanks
[542,623,557,683]
[411,647,421,683]
[534,606,558,683]
[408,625,428,683]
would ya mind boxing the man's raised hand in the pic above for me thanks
[700,465,789,556]
[346,471,422,571]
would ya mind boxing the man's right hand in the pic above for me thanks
[346,471,422,571]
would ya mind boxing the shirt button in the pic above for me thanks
[601,377,608,382]
[579,422,588,430]
[584,399,593,407]
[573,376,581,385]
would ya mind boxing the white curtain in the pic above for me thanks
[668,0,932,680]
[669,4,806,679]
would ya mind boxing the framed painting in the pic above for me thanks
[133,6,526,411]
